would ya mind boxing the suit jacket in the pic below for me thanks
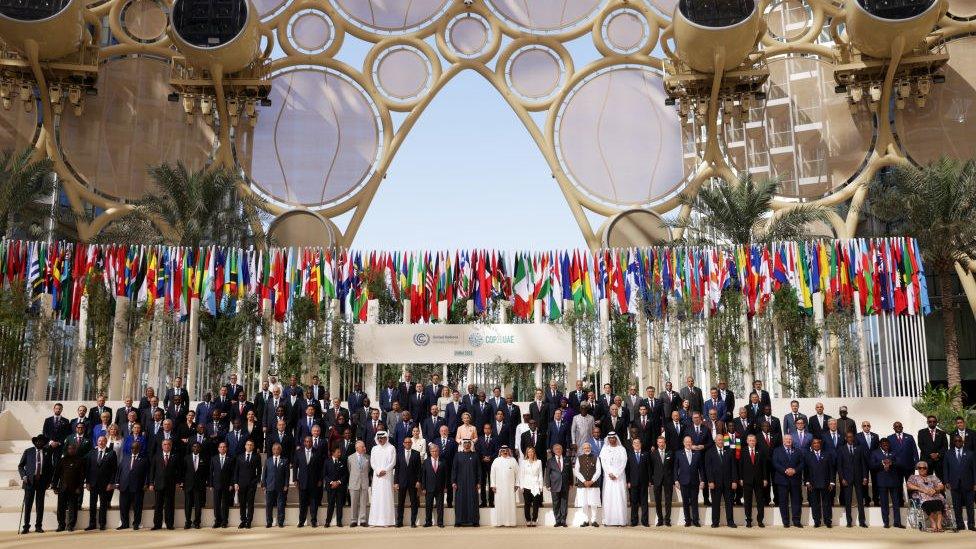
[528,400,550,428]
[267,430,294,457]
[568,389,587,412]
[518,429,544,459]
[836,443,869,485]
[149,451,181,491]
[324,406,350,429]
[476,435,501,464]
[821,430,844,454]
[420,457,447,493]
[886,433,919,472]
[756,430,782,454]
[856,431,880,453]
[600,415,628,439]
[942,448,976,490]
[233,452,262,487]
[675,449,703,485]
[870,449,903,487]
[379,387,401,413]
[393,420,415,448]
[43,415,71,445]
[141,409,165,431]
[663,421,685,452]
[292,448,322,489]
[114,406,137,427]
[718,389,735,422]
[347,452,371,490]
[544,388,563,410]
[757,414,782,436]
[918,427,948,468]
[749,389,771,411]
[282,385,304,401]
[166,404,189,425]
[595,393,615,419]
[230,401,254,423]
[547,420,570,450]
[164,387,190,407]
[681,424,714,450]
[803,450,835,488]
[115,452,149,492]
[807,414,832,438]
[423,384,444,408]
[621,393,643,417]
[782,412,807,435]
[262,456,290,491]
[679,386,704,413]
[704,448,738,486]
[70,417,92,437]
[771,447,805,486]
[703,399,726,423]
[296,415,323,441]
[444,401,463,434]
[649,447,674,485]
[407,392,430,420]
[791,430,813,451]
[738,446,767,485]
[951,429,976,452]
[225,429,248,457]
[547,455,573,492]
[732,416,754,441]
[209,453,235,490]
[87,448,119,490]
[470,401,492,429]
[18,447,54,487]
[394,448,422,487]
[320,454,348,490]
[88,405,113,426]
[626,449,651,486]
[182,453,209,490]
[422,416,447,444]
[632,414,658,448]
[490,420,511,446]
[195,401,215,425]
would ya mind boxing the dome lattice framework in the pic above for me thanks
[1,0,975,248]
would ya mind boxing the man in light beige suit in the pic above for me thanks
[347,440,371,527]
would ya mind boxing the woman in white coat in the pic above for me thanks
[519,447,544,526]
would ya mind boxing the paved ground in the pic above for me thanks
[0,526,973,549]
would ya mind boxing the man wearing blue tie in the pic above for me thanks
[804,438,835,528]
[675,436,703,527]
[772,434,805,527]
[943,435,976,531]
[870,438,904,528]
[262,443,289,528]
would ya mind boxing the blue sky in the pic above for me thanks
[332,34,609,251]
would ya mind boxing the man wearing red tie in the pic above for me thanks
[149,439,180,530]
[739,434,768,528]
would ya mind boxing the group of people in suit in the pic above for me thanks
[17,373,976,535]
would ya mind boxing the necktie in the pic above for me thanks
[636,453,640,464]
[275,457,279,468]
[849,445,854,455]
[686,451,691,462]
[194,455,198,470]
[816,452,820,461]
[958,449,962,460]
[36,452,41,476]
[164,454,169,466]
[718,448,723,458]
[246,453,251,463]
[220,456,225,467]
[750,449,755,464]
[433,460,438,472]
[98,450,104,462]
[131,455,135,469]
[557,456,562,470]
[642,417,646,427]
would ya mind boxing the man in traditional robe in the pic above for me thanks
[368,432,397,527]
[452,438,481,526]
[600,432,629,526]
[489,446,519,526]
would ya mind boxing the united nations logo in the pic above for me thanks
[468,331,484,348]
[413,333,430,346]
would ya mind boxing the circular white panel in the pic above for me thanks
[487,0,605,34]
[58,57,215,201]
[896,37,976,164]
[237,68,382,208]
[556,66,685,206]
[375,46,432,102]
[603,8,650,54]
[121,0,168,42]
[331,0,450,33]
[507,46,564,101]
[446,13,491,58]
[288,10,334,54]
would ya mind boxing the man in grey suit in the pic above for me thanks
[547,443,573,527]
[347,441,370,527]
[680,376,704,414]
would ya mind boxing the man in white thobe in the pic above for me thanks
[489,446,520,526]
[369,432,397,527]
[600,432,629,526]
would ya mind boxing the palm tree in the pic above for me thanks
[869,157,976,406]
[129,162,263,247]
[0,147,55,239]
[672,175,830,245]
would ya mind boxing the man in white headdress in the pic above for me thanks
[369,431,397,527]
[489,445,519,526]
[600,432,629,526]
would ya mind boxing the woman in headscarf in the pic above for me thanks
[574,442,602,527]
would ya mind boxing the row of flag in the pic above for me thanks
[0,237,929,325]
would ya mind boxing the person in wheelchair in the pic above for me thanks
[907,461,947,532]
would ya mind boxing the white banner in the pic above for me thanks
[353,323,572,364]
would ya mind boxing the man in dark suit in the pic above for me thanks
[943,435,976,531]
[545,381,563,410]
[772,434,805,528]
[395,438,422,527]
[149,438,180,530]
[85,436,117,531]
[632,404,658,449]
[782,401,807,436]
[887,422,918,491]
[346,382,366,413]
[871,438,904,528]
[431,425,457,508]
[225,419,248,457]
[664,411,685,452]
[856,421,881,506]
[324,445,349,527]
[705,441,738,528]
[470,392,492,430]
[397,373,414,404]
[675,436,703,527]
[547,408,570,451]
[660,382,682,419]
[262,443,290,527]
[679,377,704,414]
[717,381,735,423]
[547,443,573,527]
[503,395,522,435]
[649,435,674,526]
[520,419,546,462]
[324,398,350,430]
[115,397,137,428]
[807,402,832,439]
[732,407,754,442]
[210,441,235,528]
[528,389,550,430]
[595,383,615,420]
[164,376,190,407]
[166,395,189,426]
[181,442,208,529]
[87,395,113,428]
[681,413,713,453]
[294,436,323,527]
[600,404,628,438]
[116,440,149,530]
[394,411,416,448]
[267,419,294,458]
[626,437,651,526]
[406,383,430,422]
[739,434,767,527]
[749,380,771,411]
[804,438,835,527]
[489,409,511,448]
[422,405,446,443]
[230,392,254,424]
[703,388,727,425]
[234,439,262,528]
[42,404,71,455]
[952,416,976,452]
[476,423,500,507]
[306,374,326,402]
[421,442,447,527]
[918,415,948,480]
[425,375,445,407]
[70,405,91,438]
[759,405,782,436]
[837,431,869,528]
[283,375,304,404]
[223,373,244,400]
[568,380,587,412]
[379,380,400,413]
[296,405,323,443]
[18,435,53,534]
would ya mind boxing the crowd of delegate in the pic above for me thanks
[17,373,976,535]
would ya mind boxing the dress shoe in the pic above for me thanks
[297,523,304,528]
[184,524,192,530]
[166,526,175,530]
[35,528,44,533]
[727,523,737,528]
[859,522,868,528]
[196,524,202,529]
[84,525,96,531]
[592,523,600,527]
[745,522,752,528]
[278,524,285,528]
[20,527,29,535]
[969,526,976,532]
[350,522,358,527]
[711,524,720,528]
[757,522,765,528]
[99,526,106,531]
[133,525,140,531]
[116,525,128,531]
[266,524,272,528]
[656,520,664,527]
[793,523,803,528]
[310,522,317,528]
[56,527,66,532]
[424,523,432,528]
[894,524,905,529]
[438,524,445,528]
[582,521,590,527]
[693,521,701,527]
[665,520,672,526]
[150,526,161,531]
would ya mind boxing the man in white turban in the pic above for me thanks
[489,446,519,526]
[600,432,629,526]
[369,431,396,527]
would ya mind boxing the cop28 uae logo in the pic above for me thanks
[467,331,484,348]
[413,332,430,346]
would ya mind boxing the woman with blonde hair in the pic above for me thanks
[519,446,544,526]
[455,411,477,443]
